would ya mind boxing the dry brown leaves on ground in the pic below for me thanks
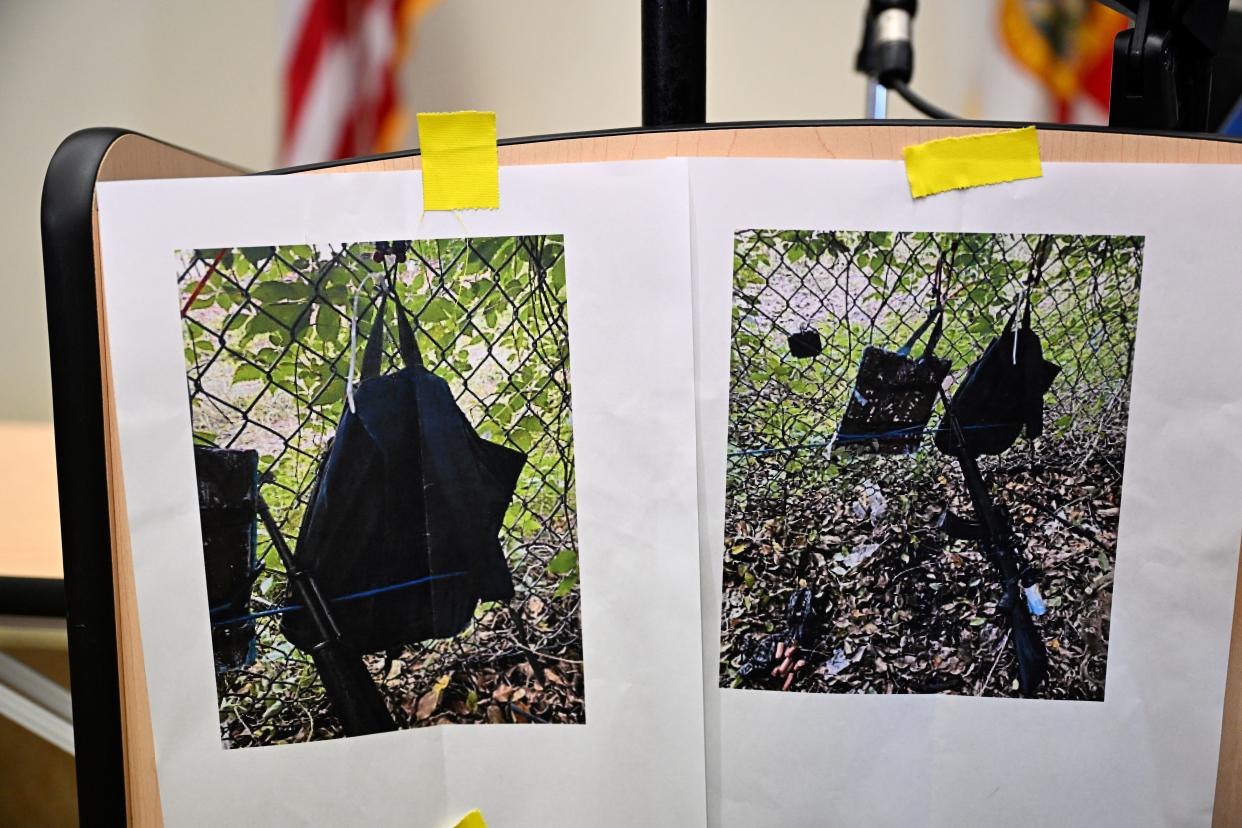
[219,590,584,747]
[720,445,1120,701]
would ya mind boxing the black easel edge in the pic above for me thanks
[265,117,1242,176]
[0,576,67,618]
[41,126,133,828]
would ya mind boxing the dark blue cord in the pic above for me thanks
[211,570,468,627]
[729,422,1010,457]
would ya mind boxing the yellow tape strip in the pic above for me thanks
[452,809,487,828]
[417,111,499,210]
[903,126,1042,198]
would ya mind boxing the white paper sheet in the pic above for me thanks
[96,161,707,827]
[690,158,1242,827]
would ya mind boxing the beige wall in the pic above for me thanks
[4,0,1062,422]
[0,0,279,422]
[401,0,983,139]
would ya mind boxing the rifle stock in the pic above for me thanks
[939,390,1048,697]
[256,493,396,735]
[1009,596,1049,695]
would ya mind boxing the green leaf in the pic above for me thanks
[316,308,342,344]
[553,574,578,599]
[252,281,312,303]
[418,296,458,324]
[232,363,264,383]
[217,281,244,310]
[230,253,255,280]
[321,281,350,307]
[244,312,282,338]
[547,548,577,575]
[467,237,517,273]
[264,301,310,331]
[313,377,346,407]
[283,244,315,262]
[539,239,564,271]
[240,246,275,267]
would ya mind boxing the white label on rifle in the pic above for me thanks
[1024,584,1047,616]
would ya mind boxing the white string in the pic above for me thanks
[346,270,384,414]
[1010,281,1028,365]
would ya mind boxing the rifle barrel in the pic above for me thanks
[937,390,1047,695]
[255,493,396,735]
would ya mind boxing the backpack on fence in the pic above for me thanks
[281,290,526,654]
[933,267,1061,458]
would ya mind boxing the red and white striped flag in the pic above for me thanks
[280,0,436,167]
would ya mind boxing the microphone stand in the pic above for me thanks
[856,0,957,120]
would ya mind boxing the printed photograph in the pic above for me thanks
[720,230,1143,700]
[179,237,583,747]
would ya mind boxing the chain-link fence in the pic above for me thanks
[180,236,584,746]
[721,230,1143,700]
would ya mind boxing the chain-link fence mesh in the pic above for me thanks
[180,237,584,746]
[721,230,1142,700]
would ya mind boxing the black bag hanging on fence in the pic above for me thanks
[194,446,261,671]
[933,288,1061,459]
[835,303,952,454]
[281,290,526,654]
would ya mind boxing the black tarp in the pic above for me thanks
[836,306,951,454]
[194,446,260,671]
[281,291,526,654]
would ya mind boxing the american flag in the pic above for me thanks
[280,0,435,167]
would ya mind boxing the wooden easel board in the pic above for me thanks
[54,122,1242,825]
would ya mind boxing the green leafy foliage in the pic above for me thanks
[728,230,1142,494]
[722,230,1141,701]
[183,236,577,591]
[180,235,586,744]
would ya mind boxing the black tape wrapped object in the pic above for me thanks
[281,293,526,654]
[194,446,260,672]
[787,329,824,359]
[836,306,951,454]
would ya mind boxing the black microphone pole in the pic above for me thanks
[642,0,707,126]
[857,0,916,118]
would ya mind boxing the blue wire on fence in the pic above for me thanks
[210,570,469,627]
